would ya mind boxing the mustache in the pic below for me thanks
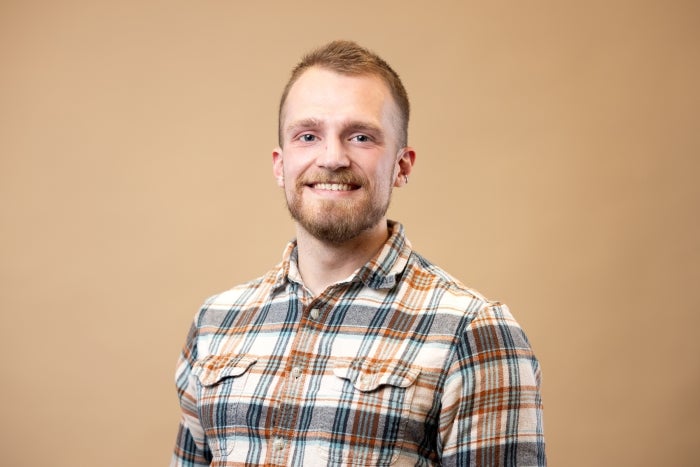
[297,169,365,186]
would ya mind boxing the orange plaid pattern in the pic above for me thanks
[172,222,545,466]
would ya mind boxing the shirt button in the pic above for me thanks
[273,438,284,451]
[310,308,320,320]
[292,367,302,379]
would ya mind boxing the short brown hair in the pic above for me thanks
[278,40,410,147]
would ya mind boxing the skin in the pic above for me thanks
[272,66,416,295]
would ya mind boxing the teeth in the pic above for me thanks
[314,183,353,191]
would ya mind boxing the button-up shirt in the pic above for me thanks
[172,221,546,466]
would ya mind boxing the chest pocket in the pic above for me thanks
[192,354,257,457]
[324,359,421,466]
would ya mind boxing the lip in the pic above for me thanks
[309,182,358,191]
[304,182,361,199]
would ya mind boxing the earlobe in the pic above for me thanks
[394,173,409,187]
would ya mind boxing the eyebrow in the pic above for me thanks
[344,122,383,137]
[284,118,322,137]
[284,118,384,139]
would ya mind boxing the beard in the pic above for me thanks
[285,169,392,244]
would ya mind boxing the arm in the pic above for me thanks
[172,418,212,466]
[171,320,212,466]
[440,303,546,466]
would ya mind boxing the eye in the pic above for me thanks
[350,134,371,143]
[299,134,317,142]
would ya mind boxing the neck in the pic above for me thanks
[295,219,390,296]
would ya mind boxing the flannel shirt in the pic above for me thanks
[172,221,546,466]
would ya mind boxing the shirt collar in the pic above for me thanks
[271,220,412,292]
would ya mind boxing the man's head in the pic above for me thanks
[273,41,415,245]
[278,40,410,149]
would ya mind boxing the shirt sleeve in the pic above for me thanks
[439,302,546,466]
[171,319,212,466]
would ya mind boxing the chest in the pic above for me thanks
[192,297,458,465]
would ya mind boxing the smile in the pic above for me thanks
[310,183,357,191]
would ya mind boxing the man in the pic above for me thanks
[172,40,546,466]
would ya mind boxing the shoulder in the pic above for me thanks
[193,264,282,328]
[405,251,494,314]
[403,252,533,347]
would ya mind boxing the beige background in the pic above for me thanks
[1,1,698,465]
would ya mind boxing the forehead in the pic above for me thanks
[281,67,399,131]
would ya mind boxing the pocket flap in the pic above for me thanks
[192,354,257,387]
[333,359,420,392]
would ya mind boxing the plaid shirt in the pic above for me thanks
[172,221,546,466]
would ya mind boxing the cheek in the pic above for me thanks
[282,161,300,181]
[282,151,313,177]
[382,161,400,184]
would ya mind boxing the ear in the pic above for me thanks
[272,147,284,187]
[393,147,416,187]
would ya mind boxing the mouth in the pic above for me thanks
[309,182,359,192]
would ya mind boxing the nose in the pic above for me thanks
[317,137,350,171]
